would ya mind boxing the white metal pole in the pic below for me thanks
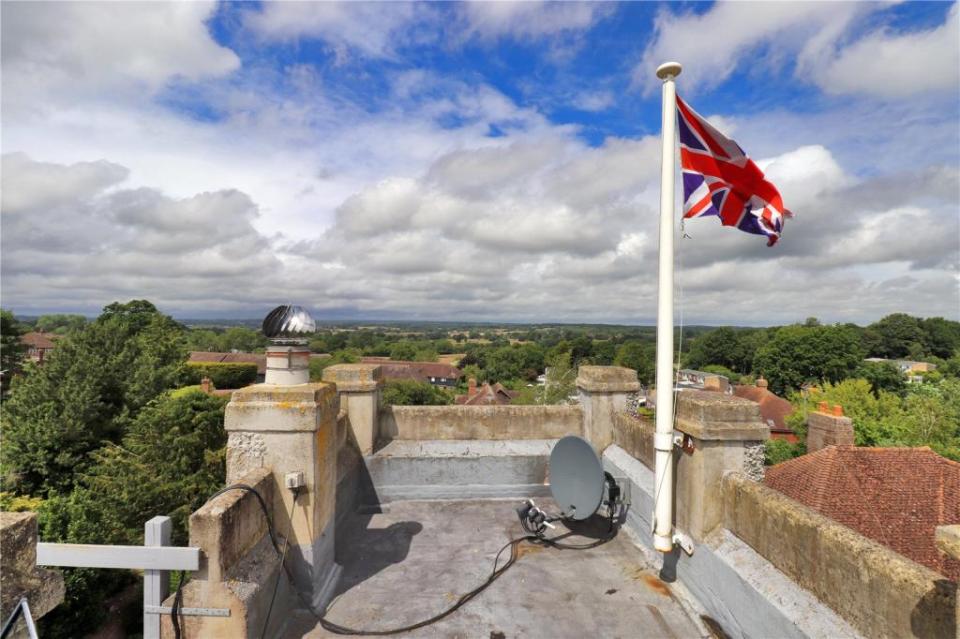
[653,61,682,553]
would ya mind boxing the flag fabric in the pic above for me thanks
[677,96,792,246]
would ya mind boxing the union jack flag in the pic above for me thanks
[678,96,792,246]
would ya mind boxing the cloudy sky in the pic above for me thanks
[2,1,958,325]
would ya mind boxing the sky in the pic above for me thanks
[1,1,958,325]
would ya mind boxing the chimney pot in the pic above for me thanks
[201,377,213,394]
[832,404,844,416]
[817,401,829,413]
[756,376,768,389]
[468,378,477,397]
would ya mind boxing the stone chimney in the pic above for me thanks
[200,376,213,394]
[806,403,854,452]
[468,378,477,398]
[703,374,730,394]
[756,376,768,389]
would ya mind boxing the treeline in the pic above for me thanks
[683,314,960,395]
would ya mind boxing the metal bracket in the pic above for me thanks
[144,605,231,617]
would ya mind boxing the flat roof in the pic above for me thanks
[286,499,703,638]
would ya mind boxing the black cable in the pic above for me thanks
[317,534,540,636]
[261,487,300,639]
[171,570,186,639]
[191,482,617,637]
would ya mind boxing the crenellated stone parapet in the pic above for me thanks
[576,366,641,451]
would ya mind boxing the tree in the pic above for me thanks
[921,317,960,359]
[35,314,87,335]
[1,300,186,495]
[542,351,575,404]
[38,389,228,637]
[381,380,453,405]
[1,309,25,391]
[854,361,906,397]
[614,341,655,385]
[684,327,762,374]
[389,341,418,361]
[866,313,925,359]
[753,324,864,395]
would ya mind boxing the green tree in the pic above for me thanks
[920,317,960,359]
[753,324,864,395]
[867,313,925,359]
[854,361,906,397]
[381,379,453,405]
[1,300,186,495]
[220,326,266,352]
[389,341,418,361]
[38,389,228,637]
[614,341,655,385]
[542,351,575,404]
[185,328,224,352]
[684,327,761,374]
[1,309,26,391]
[35,314,88,335]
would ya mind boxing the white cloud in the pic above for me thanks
[813,4,960,97]
[571,90,615,112]
[1,1,238,106]
[243,2,422,60]
[460,1,611,40]
[634,2,960,99]
[634,2,865,95]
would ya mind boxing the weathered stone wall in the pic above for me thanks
[612,411,655,469]
[161,467,290,638]
[380,404,582,441]
[0,512,64,621]
[723,472,956,639]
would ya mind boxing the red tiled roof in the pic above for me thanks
[360,358,461,383]
[733,384,795,434]
[21,332,57,349]
[189,351,266,375]
[455,382,517,405]
[765,446,960,581]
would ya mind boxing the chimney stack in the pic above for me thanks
[756,376,768,389]
[201,377,213,394]
[807,402,854,452]
[468,378,477,397]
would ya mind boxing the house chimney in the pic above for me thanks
[807,402,854,453]
[200,377,213,394]
[468,378,477,397]
[756,376,768,389]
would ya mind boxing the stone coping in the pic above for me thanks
[676,390,769,441]
[322,364,383,392]
[936,525,960,561]
[575,365,642,392]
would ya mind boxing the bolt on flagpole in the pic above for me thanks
[653,60,681,553]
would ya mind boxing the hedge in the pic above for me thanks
[184,362,258,389]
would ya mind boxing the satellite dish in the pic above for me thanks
[549,435,605,520]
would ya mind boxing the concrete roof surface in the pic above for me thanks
[286,499,705,638]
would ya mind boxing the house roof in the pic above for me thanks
[360,358,462,382]
[732,384,794,433]
[188,351,266,375]
[456,382,518,405]
[765,446,960,581]
[21,332,57,349]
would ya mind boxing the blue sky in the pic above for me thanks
[2,1,958,324]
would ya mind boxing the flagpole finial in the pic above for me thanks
[656,61,682,80]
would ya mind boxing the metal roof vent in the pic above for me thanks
[262,304,316,345]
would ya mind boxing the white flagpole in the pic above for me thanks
[653,61,682,553]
